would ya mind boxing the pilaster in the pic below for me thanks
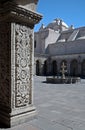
[0,0,42,127]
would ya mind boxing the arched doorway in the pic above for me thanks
[36,60,40,75]
[81,60,85,77]
[70,59,78,76]
[43,60,47,76]
[52,60,57,76]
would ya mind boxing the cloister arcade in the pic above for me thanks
[35,58,85,78]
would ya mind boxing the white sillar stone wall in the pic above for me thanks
[35,29,60,54]
[45,29,60,49]
[48,39,85,55]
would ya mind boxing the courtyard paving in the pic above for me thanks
[1,76,85,130]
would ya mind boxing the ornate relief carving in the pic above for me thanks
[15,24,32,107]
[0,23,11,108]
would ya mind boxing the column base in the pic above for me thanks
[0,106,37,128]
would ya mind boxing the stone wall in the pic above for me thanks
[48,39,85,56]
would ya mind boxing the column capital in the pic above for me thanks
[0,1,42,27]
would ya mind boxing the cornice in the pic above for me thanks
[0,2,42,27]
[0,0,39,5]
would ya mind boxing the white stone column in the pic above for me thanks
[0,0,42,127]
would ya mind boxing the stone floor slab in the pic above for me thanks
[0,76,85,130]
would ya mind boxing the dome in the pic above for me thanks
[62,21,68,28]
[47,18,69,31]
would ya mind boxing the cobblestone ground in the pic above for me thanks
[1,76,85,130]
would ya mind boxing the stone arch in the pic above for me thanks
[36,60,40,75]
[70,59,78,76]
[52,60,57,76]
[43,60,47,76]
[81,60,85,77]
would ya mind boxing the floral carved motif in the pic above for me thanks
[15,24,32,107]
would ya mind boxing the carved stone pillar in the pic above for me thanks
[0,0,42,127]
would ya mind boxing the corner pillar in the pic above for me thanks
[0,1,42,127]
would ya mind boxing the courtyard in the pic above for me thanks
[1,76,85,130]
[32,76,85,130]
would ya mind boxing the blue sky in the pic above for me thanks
[34,0,85,31]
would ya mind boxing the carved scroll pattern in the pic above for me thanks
[0,23,11,108]
[15,24,32,107]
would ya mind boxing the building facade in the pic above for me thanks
[34,18,85,77]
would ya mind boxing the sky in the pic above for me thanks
[34,0,85,31]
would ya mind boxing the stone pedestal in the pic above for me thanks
[0,0,42,127]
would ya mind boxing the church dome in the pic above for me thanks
[61,21,68,28]
[47,18,69,31]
